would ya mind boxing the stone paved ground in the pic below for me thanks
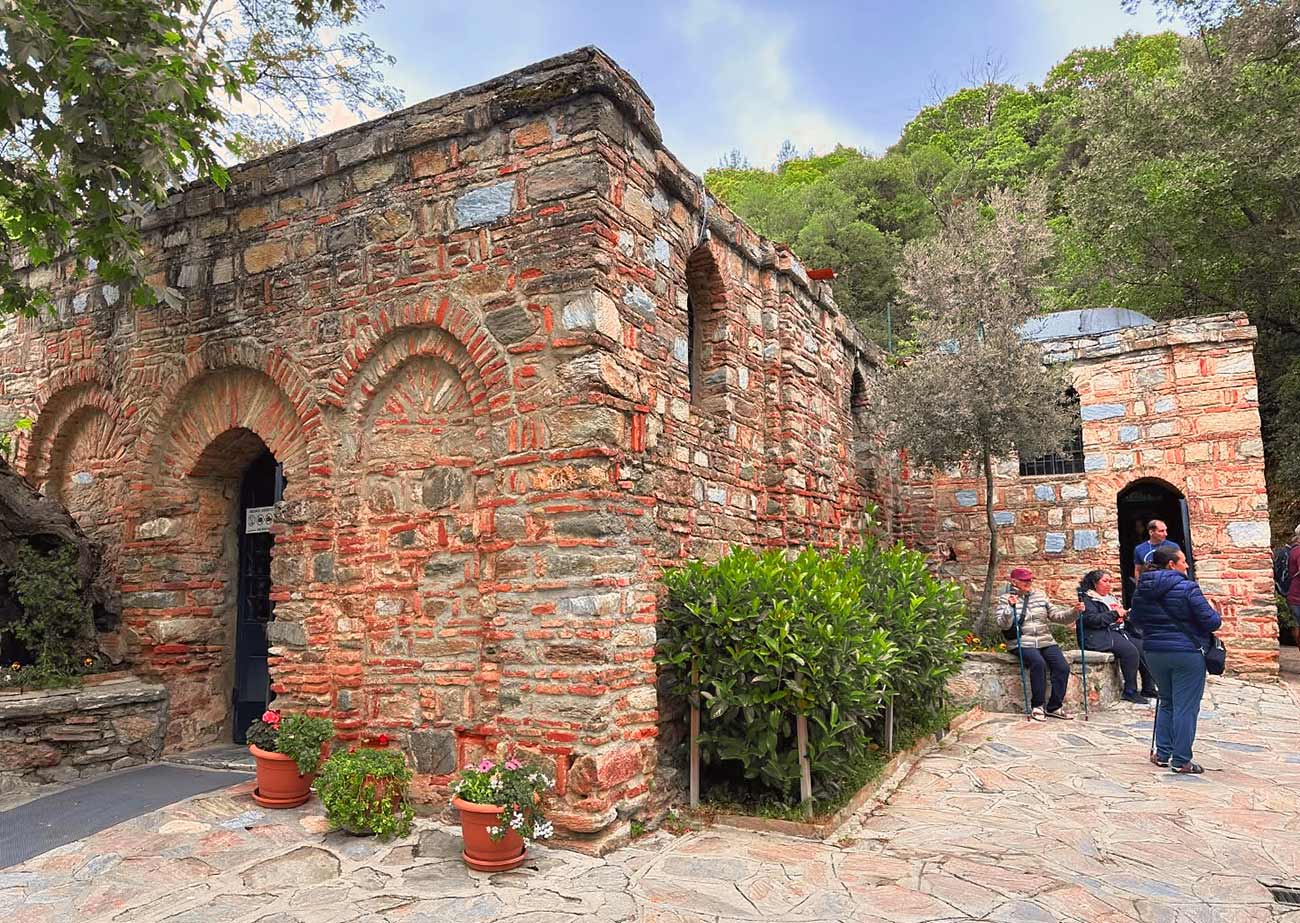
[3,676,1299,922]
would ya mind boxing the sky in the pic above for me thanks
[326,0,1172,174]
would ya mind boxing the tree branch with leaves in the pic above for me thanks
[879,183,1076,625]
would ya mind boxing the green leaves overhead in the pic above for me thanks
[0,0,235,317]
[0,0,402,319]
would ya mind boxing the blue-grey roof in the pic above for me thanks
[1020,308,1157,342]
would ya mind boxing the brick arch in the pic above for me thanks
[151,367,313,481]
[135,340,327,478]
[324,296,511,414]
[23,377,125,483]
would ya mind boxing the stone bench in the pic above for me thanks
[0,674,168,796]
[948,650,1122,714]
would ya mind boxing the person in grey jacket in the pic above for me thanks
[995,566,1085,721]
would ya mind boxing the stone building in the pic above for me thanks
[0,48,889,846]
[902,309,1277,676]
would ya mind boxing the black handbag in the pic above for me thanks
[1167,612,1227,676]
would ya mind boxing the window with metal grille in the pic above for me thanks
[1018,388,1085,477]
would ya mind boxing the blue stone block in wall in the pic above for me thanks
[1081,403,1126,421]
[1073,530,1100,550]
[993,511,1015,526]
[955,490,979,507]
[1045,533,1067,553]
[454,180,516,228]
[1118,425,1140,443]
[1033,485,1056,501]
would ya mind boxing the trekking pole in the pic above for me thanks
[1012,592,1031,719]
[1150,697,1159,759]
[1077,614,1089,722]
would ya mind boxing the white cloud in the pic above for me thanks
[665,0,879,172]
[1030,0,1179,52]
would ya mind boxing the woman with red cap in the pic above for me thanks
[995,566,1085,721]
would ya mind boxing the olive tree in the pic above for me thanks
[879,184,1076,624]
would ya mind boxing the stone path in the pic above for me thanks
[2,677,1298,921]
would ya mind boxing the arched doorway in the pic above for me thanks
[233,448,284,742]
[1117,478,1194,606]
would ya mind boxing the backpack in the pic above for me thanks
[1274,545,1294,596]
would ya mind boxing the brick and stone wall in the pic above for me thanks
[904,313,1277,676]
[0,48,886,846]
[0,675,168,793]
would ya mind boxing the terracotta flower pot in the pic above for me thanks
[250,744,315,808]
[453,796,527,872]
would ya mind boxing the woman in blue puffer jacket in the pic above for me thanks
[1128,546,1222,774]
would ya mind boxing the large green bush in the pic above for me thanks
[658,540,965,805]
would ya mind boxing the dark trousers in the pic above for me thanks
[1017,644,1069,711]
[1102,632,1156,696]
[1144,650,1207,768]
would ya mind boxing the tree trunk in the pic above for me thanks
[0,456,118,643]
[977,448,1000,631]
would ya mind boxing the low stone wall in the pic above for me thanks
[0,674,168,792]
[948,651,1121,714]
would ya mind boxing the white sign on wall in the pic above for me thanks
[245,506,277,534]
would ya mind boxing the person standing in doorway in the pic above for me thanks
[1133,519,1182,584]
[996,567,1085,721]
[1128,547,1221,774]
[1286,525,1300,626]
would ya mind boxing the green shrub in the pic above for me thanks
[658,540,965,806]
[318,747,414,839]
[847,540,967,733]
[0,541,95,681]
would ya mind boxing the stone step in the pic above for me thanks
[163,744,256,773]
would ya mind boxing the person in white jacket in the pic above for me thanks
[996,566,1084,721]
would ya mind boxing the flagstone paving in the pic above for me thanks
[2,676,1298,922]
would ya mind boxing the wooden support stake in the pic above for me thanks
[689,669,700,809]
[796,714,813,819]
[885,697,895,755]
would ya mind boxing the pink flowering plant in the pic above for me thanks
[245,709,334,775]
[452,757,555,843]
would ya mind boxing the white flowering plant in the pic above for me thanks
[452,757,555,843]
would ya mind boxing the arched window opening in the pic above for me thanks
[1018,387,1085,477]
[849,368,867,420]
[684,245,725,407]
[687,292,699,403]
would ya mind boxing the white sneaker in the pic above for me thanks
[1030,706,1047,722]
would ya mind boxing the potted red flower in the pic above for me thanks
[246,709,334,808]
[451,758,554,872]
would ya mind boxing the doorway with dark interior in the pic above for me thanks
[1117,478,1194,607]
[233,449,283,743]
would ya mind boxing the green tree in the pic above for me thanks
[0,0,401,318]
[198,0,402,160]
[1061,0,1300,533]
[705,146,941,340]
[879,185,1076,624]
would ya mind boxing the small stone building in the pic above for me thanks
[0,48,889,845]
[901,310,1277,676]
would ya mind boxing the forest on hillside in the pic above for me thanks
[704,1,1299,537]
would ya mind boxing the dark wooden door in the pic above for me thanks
[233,451,283,743]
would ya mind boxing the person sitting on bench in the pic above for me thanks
[1077,569,1158,705]
[996,567,1084,721]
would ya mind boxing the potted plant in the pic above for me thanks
[317,745,414,838]
[246,709,334,808]
[451,758,554,872]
